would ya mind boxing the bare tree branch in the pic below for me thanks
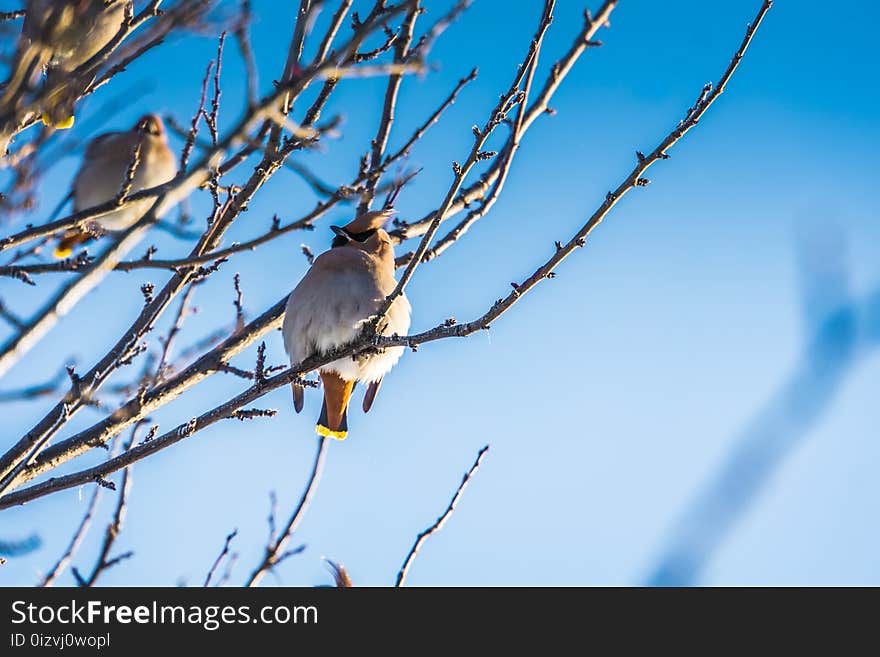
[4,66,476,280]
[0,1,773,508]
[245,437,327,587]
[0,10,26,22]
[396,445,489,586]
[389,0,619,248]
[35,422,136,589]
[204,529,238,586]
[356,0,421,214]
[0,0,420,491]
[0,365,71,403]
[0,0,191,151]
[73,456,134,586]
[376,0,556,319]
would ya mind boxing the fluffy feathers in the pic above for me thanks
[283,211,411,439]
[54,114,176,257]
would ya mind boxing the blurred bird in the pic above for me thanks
[22,0,130,128]
[282,209,412,440]
[54,113,176,258]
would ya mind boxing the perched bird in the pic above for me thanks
[282,209,412,440]
[54,113,176,258]
[22,0,130,128]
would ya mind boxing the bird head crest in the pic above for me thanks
[343,208,396,234]
[136,114,164,137]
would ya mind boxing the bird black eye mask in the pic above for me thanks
[331,226,378,248]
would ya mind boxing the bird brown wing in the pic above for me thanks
[291,382,304,413]
[362,377,383,413]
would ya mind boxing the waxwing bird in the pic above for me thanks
[282,209,412,440]
[54,113,176,258]
[22,0,130,128]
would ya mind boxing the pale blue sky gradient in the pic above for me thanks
[1,0,878,586]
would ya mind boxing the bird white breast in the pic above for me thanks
[282,256,411,384]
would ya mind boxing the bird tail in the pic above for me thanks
[40,70,76,130]
[53,229,90,258]
[316,371,354,440]
[40,112,75,130]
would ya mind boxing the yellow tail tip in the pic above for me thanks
[41,113,74,129]
[316,424,347,440]
[53,245,72,259]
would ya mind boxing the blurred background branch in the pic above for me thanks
[647,226,879,586]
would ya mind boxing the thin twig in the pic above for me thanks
[0,1,771,510]
[38,431,130,586]
[396,445,489,586]
[204,529,238,586]
[0,2,418,489]
[375,0,556,322]
[244,437,328,587]
[74,437,136,586]
[389,0,619,247]
[0,10,25,21]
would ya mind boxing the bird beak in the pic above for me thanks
[330,225,350,240]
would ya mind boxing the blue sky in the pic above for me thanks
[1,0,878,586]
